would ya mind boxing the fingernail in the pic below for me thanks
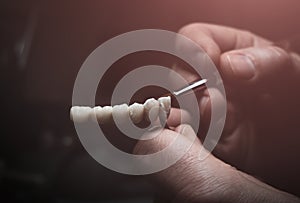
[179,125,187,135]
[227,54,256,80]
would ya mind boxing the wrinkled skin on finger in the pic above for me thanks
[170,23,300,195]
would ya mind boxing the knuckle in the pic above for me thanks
[270,46,292,65]
[178,23,201,36]
[176,23,208,53]
[241,30,255,37]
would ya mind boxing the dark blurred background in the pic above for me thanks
[1,0,300,202]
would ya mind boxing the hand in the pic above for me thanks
[170,24,300,194]
[133,119,300,202]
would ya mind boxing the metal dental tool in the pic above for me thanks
[172,78,208,96]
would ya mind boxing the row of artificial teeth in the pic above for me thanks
[70,96,171,124]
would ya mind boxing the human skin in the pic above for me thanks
[134,123,300,203]
[133,24,300,202]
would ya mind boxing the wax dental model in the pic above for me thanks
[70,96,171,124]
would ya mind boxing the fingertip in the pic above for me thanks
[174,124,190,134]
[167,108,192,127]
[174,124,197,142]
[220,46,291,84]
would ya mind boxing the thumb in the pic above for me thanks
[133,125,203,200]
[133,125,235,202]
[220,46,291,84]
[133,124,198,157]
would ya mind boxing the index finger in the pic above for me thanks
[176,23,271,65]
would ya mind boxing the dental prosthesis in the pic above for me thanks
[70,96,171,124]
